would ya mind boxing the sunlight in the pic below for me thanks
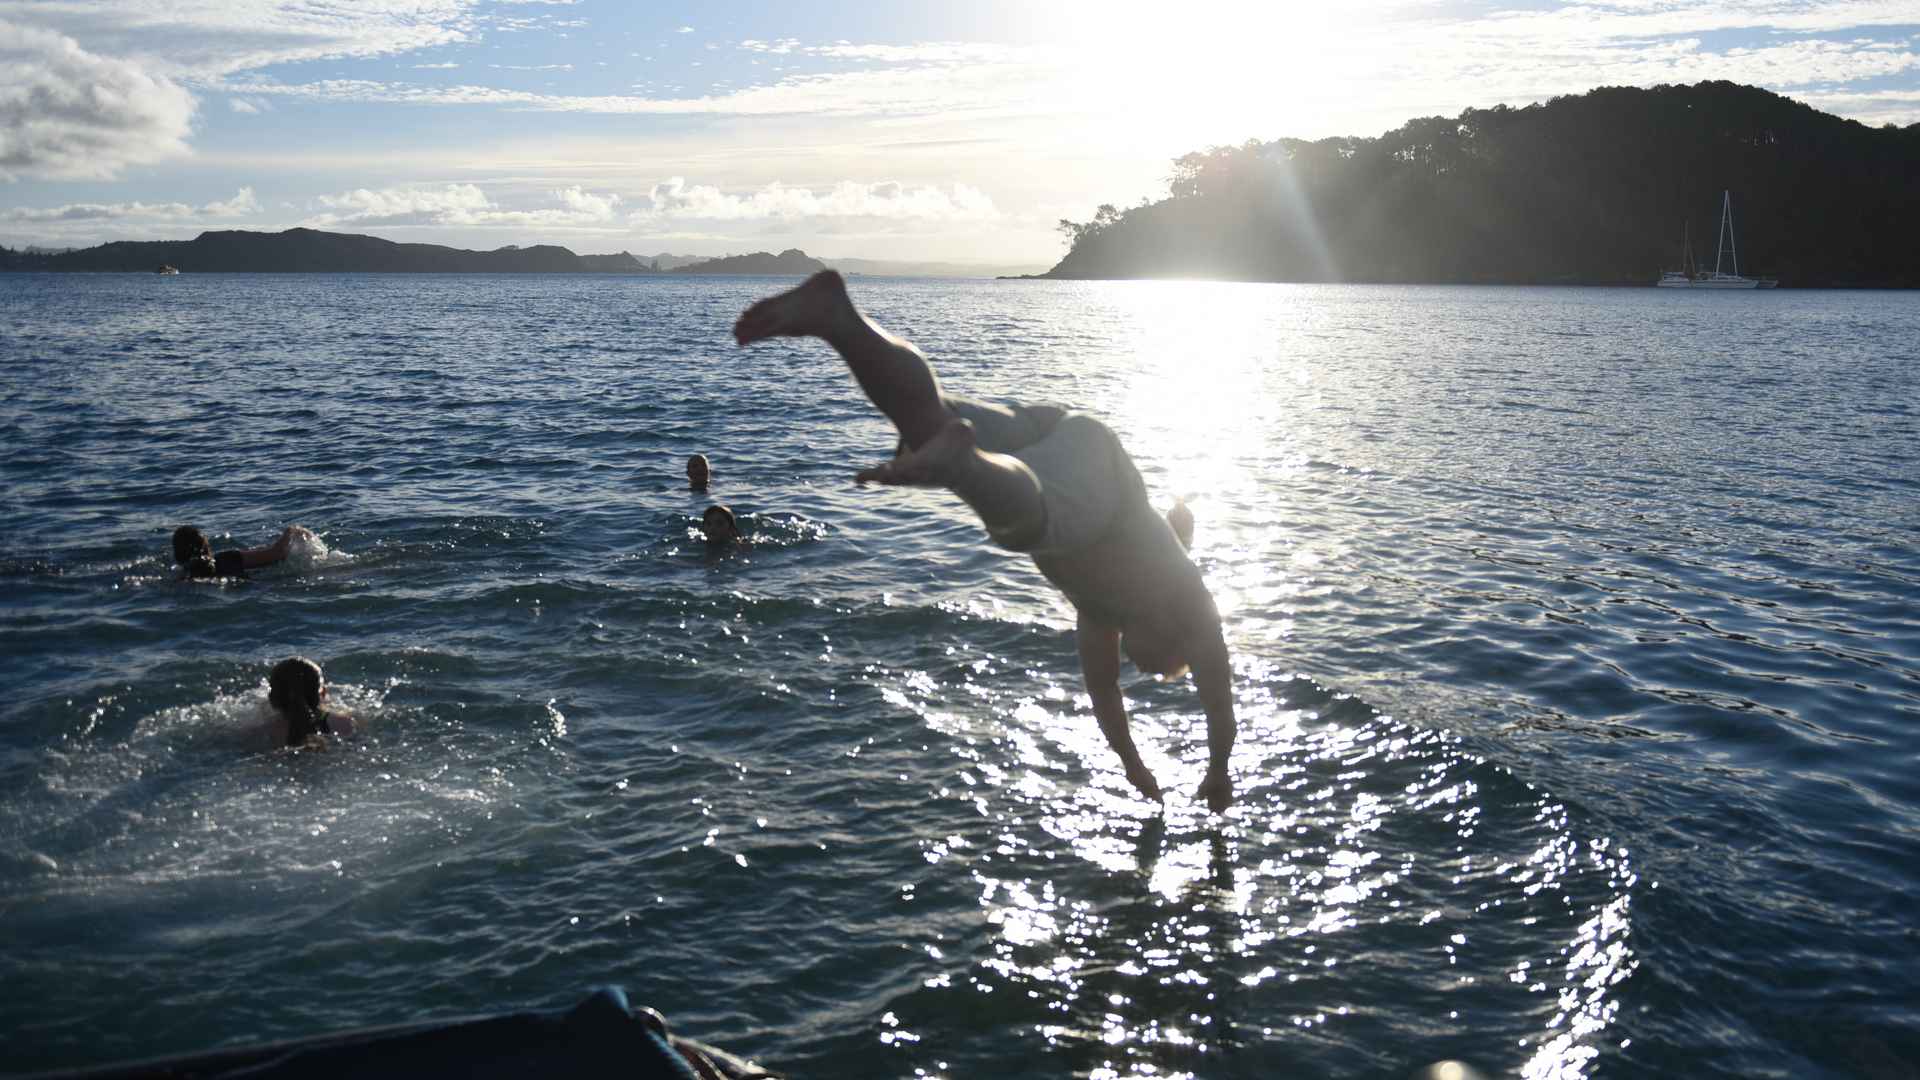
[1027,4,1368,158]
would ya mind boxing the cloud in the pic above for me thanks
[304,183,624,229]
[637,179,998,223]
[203,186,261,216]
[1,186,257,222]
[291,178,996,236]
[0,2,482,180]
[3,2,476,82]
[228,97,269,114]
[0,19,197,180]
[221,44,1054,120]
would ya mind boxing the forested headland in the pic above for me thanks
[1044,82,1918,287]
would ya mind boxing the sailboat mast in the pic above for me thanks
[1715,189,1741,278]
[1725,191,1739,278]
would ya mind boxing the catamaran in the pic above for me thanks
[1657,190,1774,288]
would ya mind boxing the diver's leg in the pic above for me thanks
[734,270,950,450]
[858,418,1046,543]
[736,272,1045,539]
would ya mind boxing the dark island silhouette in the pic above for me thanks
[0,228,829,276]
[678,248,825,275]
[1036,81,1919,288]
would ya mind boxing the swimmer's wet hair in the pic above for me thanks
[702,504,739,546]
[172,526,216,579]
[269,656,330,747]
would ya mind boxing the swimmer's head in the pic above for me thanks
[172,526,215,578]
[702,504,740,547]
[269,656,328,746]
[687,454,710,491]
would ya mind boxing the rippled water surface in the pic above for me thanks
[1,274,1915,1078]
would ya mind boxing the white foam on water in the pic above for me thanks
[284,529,352,573]
[2,678,525,898]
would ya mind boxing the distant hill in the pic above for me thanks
[678,248,827,275]
[0,230,858,276]
[0,228,1038,280]
[1042,81,1920,287]
[823,256,1049,279]
[0,228,651,274]
[640,253,712,271]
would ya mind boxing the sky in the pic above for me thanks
[2,1,1916,266]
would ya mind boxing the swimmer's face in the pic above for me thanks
[702,506,739,544]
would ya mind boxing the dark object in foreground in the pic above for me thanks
[21,987,779,1080]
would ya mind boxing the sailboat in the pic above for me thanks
[1658,191,1771,288]
[1656,220,1697,287]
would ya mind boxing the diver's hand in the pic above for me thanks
[1125,761,1164,804]
[1197,766,1233,814]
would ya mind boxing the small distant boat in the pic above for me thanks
[1656,191,1768,289]
[156,264,180,275]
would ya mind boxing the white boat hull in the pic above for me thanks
[1655,192,1768,288]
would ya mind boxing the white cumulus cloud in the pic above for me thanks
[0,19,196,180]
[305,183,624,230]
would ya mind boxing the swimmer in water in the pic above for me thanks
[734,271,1236,812]
[687,453,711,492]
[701,504,743,548]
[173,524,315,581]
[266,656,354,749]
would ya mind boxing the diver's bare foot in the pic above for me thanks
[857,416,976,487]
[733,270,853,345]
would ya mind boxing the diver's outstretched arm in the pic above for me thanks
[1078,617,1163,803]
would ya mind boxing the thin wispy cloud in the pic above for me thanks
[222,46,1054,120]
[638,179,998,223]
[1,186,257,222]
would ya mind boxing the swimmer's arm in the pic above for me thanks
[1187,620,1236,813]
[236,525,313,570]
[1078,618,1162,802]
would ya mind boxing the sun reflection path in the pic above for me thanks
[881,649,1637,1077]
[852,286,1637,1074]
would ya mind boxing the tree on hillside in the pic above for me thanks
[1048,82,1919,287]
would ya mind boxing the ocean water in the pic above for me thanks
[0,273,1915,1078]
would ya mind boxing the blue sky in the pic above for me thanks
[2,1,1916,265]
